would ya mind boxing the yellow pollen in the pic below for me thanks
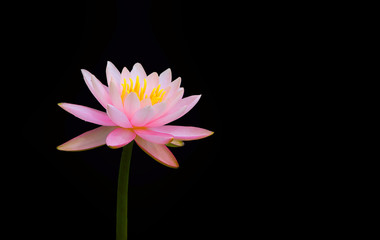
[121,76,166,105]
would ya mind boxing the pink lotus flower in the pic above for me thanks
[57,62,213,168]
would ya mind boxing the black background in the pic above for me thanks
[5,0,249,239]
[2,0,329,239]
[4,1,364,238]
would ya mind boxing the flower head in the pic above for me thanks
[57,62,213,168]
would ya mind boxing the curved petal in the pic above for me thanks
[59,103,116,126]
[57,126,117,151]
[109,78,123,111]
[146,105,187,127]
[145,72,159,96]
[106,128,136,149]
[106,104,132,128]
[106,61,121,86]
[121,67,131,82]
[166,77,181,99]
[131,106,155,127]
[131,63,147,80]
[149,125,214,141]
[123,92,140,119]
[135,136,179,168]
[81,69,94,93]
[91,74,111,109]
[134,129,173,144]
[159,68,171,88]
[171,95,201,119]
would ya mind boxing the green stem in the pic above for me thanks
[116,142,133,240]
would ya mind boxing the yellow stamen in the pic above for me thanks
[121,76,167,105]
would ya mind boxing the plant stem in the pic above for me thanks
[116,142,133,240]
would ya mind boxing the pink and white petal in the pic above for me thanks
[131,63,147,80]
[91,74,111,109]
[106,104,132,128]
[166,77,181,99]
[109,78,124,111]
[123,92,140,119]
[140,98,152,108]
[149,101,167,122]
[81,69,94,93]
[59,103,116,126]
[159,68,171,88]
[170,94,201,119]
[146,105,187,127]
[145,72,159,95]
[135,136,179,168]
[106,128,136,149]
[121,67,131,81]
[131,106,155,127]
[164,88,184,112]
[134,129,173,144]
[149,125,214,141]
[106,61,121,86]
[57,126,117,151]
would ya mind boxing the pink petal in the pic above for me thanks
[159,68,171,88]
[165,77,181,99]
[131,106,155,127]
[145,72,159,96]
[106,128,136,149]
[121,67,131,81]
[57,126,117,151]
[91,74,111,109]
[172,95,201,119]
[149,101,167,122]
[109,78,124,111]
[149,125,214,141]
[134,129,173,144]
[82,69,108,105]
[164,88,184,113]
[146,105,187,127]
[130,63,147,80]
[58,103,116,126]
[106,61,121,86]
[135,136,179,168]
[106,104,132,128]
[123,92,140,119]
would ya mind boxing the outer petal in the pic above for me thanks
[134,129,173,144]
[131,106,155,127]
[109,78,124,110]
[146,105,187,127]
[149,125,214,141]
[135,136,179,168]
[173,95,201,119]
[106,61,121,86]
[106,104,132,128]
[106,128,136,149]
[91,74,111,109]
[59,103,116,126]
[57,126,117,151]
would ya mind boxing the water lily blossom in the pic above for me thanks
[57,62,213,168]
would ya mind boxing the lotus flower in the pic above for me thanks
[57,62,213,168]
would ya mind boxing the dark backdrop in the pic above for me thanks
[4,0,321,239]
[7,1,237,239]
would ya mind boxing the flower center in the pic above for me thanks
[121,76,166,105]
